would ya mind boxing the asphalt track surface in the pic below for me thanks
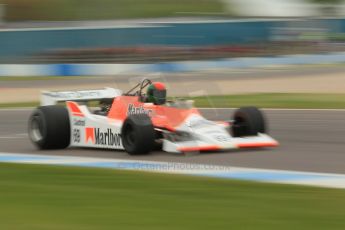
[1,108,344,174]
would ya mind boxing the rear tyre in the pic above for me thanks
[28,106,70,149]
[121,114,155,155]
[232,107,266,137]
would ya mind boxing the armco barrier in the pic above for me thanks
[0,52,345,76]
[0,21,275,61]
[1,18,345,62]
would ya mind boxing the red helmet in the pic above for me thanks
[147,82,167,105]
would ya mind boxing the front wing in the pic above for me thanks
[162,134,278,153]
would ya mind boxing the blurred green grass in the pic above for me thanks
[1,93,345,109]
[191,93,345,109]
[0,163,344,230]
[0,102,39,108]
[3,0,225,21]
[0,76,82,81]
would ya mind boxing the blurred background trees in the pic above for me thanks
[1,0,345,22]
[1,0,224,21]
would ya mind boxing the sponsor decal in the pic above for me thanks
[212,134,231,142]
[127,104,153,116]
[73,118,85,126]
[85,127,121,147]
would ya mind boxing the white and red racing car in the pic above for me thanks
[28,79,278,155]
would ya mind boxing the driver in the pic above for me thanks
[94,98,113,115]
[146,82,166,105]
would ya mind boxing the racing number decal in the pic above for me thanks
[73,129,81,143]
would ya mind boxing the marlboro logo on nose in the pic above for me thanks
[127,104,153,116]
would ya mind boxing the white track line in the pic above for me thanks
[0,133,27,139]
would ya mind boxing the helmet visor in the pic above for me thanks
[153,89,166,105]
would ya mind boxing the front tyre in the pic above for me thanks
[121,114,155,155]
[232,107,266,137]
[28,106,71,149]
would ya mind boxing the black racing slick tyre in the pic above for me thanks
[232,107,266,137]
[28,106,70,149]
[121,114,155,155]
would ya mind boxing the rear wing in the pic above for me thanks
[40,88,122,106]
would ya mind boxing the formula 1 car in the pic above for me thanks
[28,79,278,155]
